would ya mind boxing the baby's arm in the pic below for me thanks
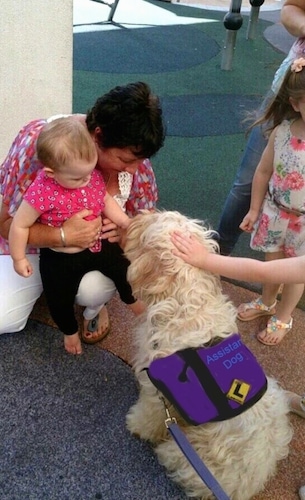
[103,192,131,229]
[171,232,305,284]
[9,201,40,277]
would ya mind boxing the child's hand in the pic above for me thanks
[239,210,258,233]
[171,232,208,268]
[13,258,33,278]
[64,332,82,355]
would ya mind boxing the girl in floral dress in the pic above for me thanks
[236,57,305,345]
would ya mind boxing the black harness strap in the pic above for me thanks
[178,349,232,417]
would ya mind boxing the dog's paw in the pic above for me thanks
[126,409,142,437]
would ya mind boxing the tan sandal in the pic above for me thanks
[237,297,277,322]
[257,315,292,346]
[81,306,111,344]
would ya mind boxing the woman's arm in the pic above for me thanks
[281,0,305,37]
[0,201,101,249]
[0,201,13,240]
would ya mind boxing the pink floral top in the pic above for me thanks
[0,119,158,255]
[23,169,106,227]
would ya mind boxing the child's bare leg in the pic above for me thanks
[261,251,284,305]
[276,283,305,322]
[64,331,82,355]
[237,252,282,320]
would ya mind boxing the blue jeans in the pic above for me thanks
[217,93,273,255]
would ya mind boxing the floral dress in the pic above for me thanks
[251,119,305,257]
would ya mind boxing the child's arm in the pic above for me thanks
[9,201,41,277]
[240,130,276,232]
[103,192,131,229]
[171,232,305,284]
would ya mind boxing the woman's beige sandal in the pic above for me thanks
[82,306,110,344]
[237,297,277,322]
[257,315,293,346]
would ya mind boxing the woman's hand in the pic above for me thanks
[1,202,102,250]
[100,217,121,243]
[63,210,102,248]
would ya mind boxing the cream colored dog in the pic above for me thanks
[124,210,293,500]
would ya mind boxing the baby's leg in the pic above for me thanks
[40,249,83,353]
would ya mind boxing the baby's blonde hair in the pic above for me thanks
[37,117,97,170]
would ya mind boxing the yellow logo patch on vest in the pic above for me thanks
[227,379,251,404]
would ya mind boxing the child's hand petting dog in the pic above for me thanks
[171,231,208,268]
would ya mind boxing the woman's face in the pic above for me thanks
[95,145,144,175]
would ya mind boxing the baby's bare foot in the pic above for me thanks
[64,332,82,355]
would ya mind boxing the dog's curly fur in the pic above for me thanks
[124,210,293,500]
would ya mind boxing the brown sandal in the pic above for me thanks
[81,306,110,344]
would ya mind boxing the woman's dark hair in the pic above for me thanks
[86,81,165,158]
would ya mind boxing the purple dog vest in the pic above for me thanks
[147,334,267,426]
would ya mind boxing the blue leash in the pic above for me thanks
[162,403,230,500]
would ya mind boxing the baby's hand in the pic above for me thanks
[64,332,82,355]
[171,232,208,268]
[13,258,33,278]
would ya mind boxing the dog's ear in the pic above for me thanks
[127,247,175,301]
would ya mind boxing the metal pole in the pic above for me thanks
[221,0,243,71]
[246,0,265,40]
[221,30,238,71]
[89,0,120,23]
[107,0,120,22]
